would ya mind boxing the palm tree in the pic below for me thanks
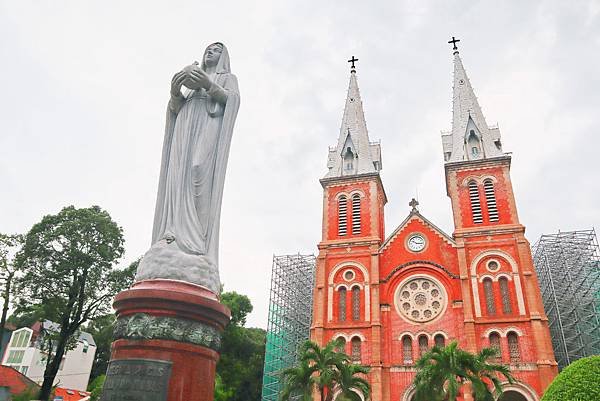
[413,341,515,401]
[335,363,371,401]
[280,339,371,401]
[281,359,317,401]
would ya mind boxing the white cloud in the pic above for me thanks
[0,0,598,328]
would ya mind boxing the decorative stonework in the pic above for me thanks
[114,313,221,351]
[395,277,447,323]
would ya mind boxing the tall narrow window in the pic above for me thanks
[338,196,347,236]
[468,181,483,224]
[338,288,347,322]
[351,286,360,321]
[483,179,499,222]
[499,277,512,314]
[434,334,445,348]
[336,337,346,353]
[418,335,428,357]
[351,337,361,362]
[351,194,361,235]
[489,332,501,361]
[483,278,496,315]
[507,332,521,363]
[402,336,413,363]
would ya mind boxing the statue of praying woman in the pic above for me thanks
[135,42,240,294]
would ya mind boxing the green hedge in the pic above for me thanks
[541,355,600,401]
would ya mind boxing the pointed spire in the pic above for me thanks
[442,41,504,162]
[325,63,382,178]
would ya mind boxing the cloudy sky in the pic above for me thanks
[1,1,598,328]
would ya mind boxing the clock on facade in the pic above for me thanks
[407,233,426,252]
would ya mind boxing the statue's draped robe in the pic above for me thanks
[136,45,240,294]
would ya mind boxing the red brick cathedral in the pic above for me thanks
[310,48,558,401]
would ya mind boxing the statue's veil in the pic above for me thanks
[201,42,231,74]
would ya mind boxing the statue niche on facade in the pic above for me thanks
[135,42,240,294]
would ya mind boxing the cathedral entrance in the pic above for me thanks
[498,390,530,401]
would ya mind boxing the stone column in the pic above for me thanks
[100,280,230,401]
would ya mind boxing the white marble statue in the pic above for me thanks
[135,42,240,294]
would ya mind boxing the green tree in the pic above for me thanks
[217,291,266,401]
[541,355,600,401]
[87,374,106,401]
[86,258,137,380]
[0,233,22,357]
[14,206,130,401]
[413,341,514,401]
[281,339,371,401]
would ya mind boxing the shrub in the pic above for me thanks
[541,355,600,401]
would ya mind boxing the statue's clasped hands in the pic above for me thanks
[171,62,213,97]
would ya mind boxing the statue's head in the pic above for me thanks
[204,42,224,68]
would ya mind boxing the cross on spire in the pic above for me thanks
[348,56,359,72]
[409,198,419,212]
[448,36,460,54]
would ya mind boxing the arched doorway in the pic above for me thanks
[498,390,529,401]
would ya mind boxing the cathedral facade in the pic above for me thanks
[310,48,558,401]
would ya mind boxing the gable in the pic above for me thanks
[379,212,458,281]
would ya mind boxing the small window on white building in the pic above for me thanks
[6,350,25,364]
[83,339,89,353]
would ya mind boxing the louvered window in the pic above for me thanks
[351,286,360,321]
[468,181,483,224]
[499,277,512,314]
[434,334,445,348]
[351,194,361,235]
[338,288,347,322]
[483,179,499,222]
[483,278,496,315]
[507,332,521,363]
[402,336,413,363]
[418,335,428,357]
[351,337,361,362]
[489,332,501,361]
[338,196,347,236]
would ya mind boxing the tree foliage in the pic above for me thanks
[541,355,600,401]
[216,291,266,401]
[413,341,515,401]
[281,339,371,401]
[14,205,130,401]
[0,233,23,357]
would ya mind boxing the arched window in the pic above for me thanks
[351,286,360,321]
[467,130,482,159]
[468,181,483,224]
[434,334,445,348]
[336,337,346,353]
[351,194,361,235]
[351,337,361,362]
[338,288,347,322]
[489,332,501,361]
[343,147,355,173]
[402,336,413,364]
[507,332,521,363]
[499,277,512,314]
[483,179,499,222]
[483,278,496,315]
[418,335,428,357]
[338,196,347,236]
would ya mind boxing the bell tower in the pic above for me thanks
[441,39,558,391]
[311,58,387,401]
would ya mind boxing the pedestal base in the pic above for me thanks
[101,280,230,401]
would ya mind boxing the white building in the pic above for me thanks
[1,321,96,392]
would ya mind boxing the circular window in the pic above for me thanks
[486,260,500,272]
[343,270,355,281]
[395,277,447,323]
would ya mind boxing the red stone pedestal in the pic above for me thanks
[101,280,230,401]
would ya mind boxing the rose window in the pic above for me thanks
[396,277,446,323]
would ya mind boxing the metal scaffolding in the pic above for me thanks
[261,254,316,401]
[532,229,600,370]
